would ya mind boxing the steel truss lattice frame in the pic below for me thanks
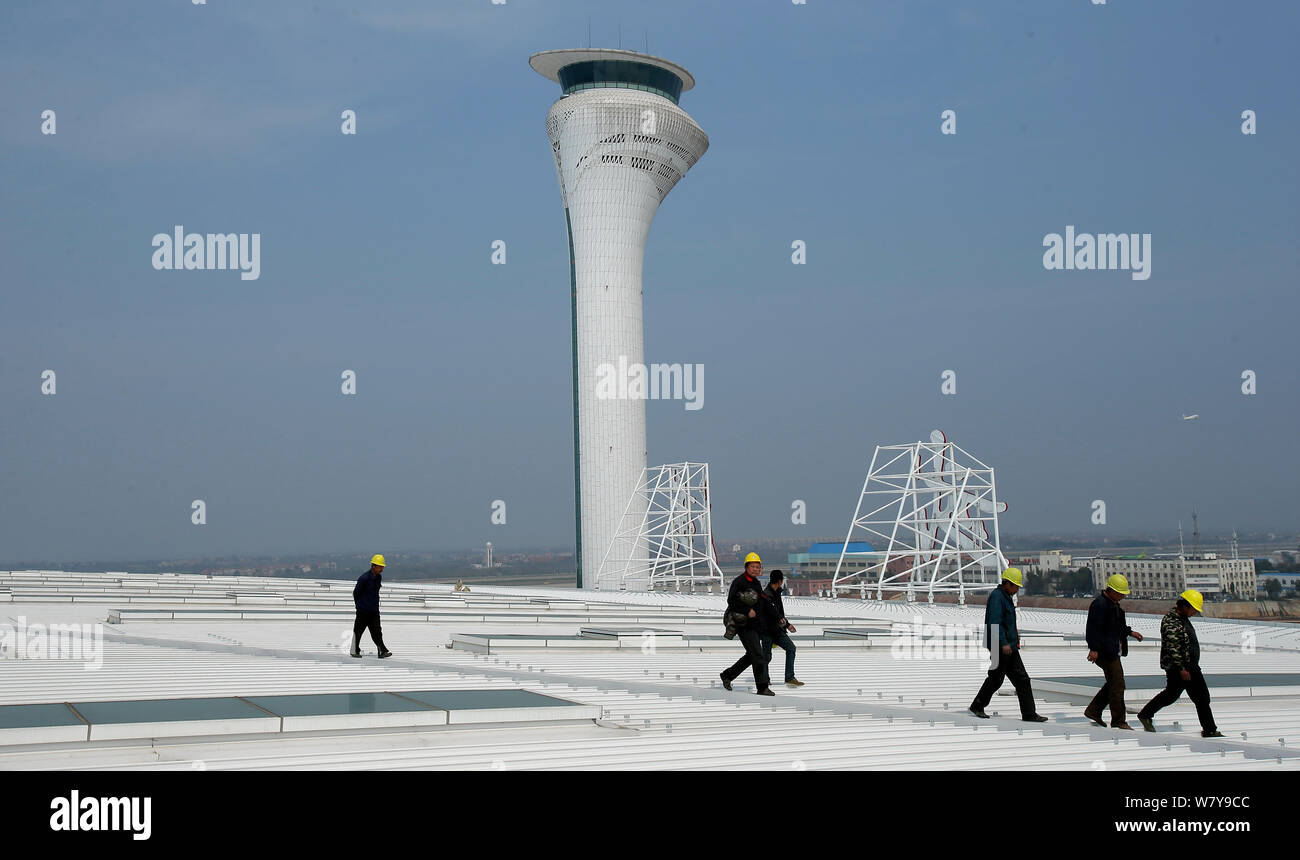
[833,432,1008,604]
[597,462,724,593]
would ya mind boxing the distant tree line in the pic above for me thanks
[1257,555,1299,573]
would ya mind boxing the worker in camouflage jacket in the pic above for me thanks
[1136,589,1222,737]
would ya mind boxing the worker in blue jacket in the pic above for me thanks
[969,568,1049,722]
[351,554,392,659]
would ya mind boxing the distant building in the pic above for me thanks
[784,577,836,598]
[1006,555,1042,575]
[1091,554,1256,600]
[788,542,875,582]
[1038,550,1073,572]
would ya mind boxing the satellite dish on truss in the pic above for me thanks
[833,430,1008,604]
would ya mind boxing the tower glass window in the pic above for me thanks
[557,60,684,104]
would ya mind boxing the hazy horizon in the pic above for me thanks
[4,527,1294,569]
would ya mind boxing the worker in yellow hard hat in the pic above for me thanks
[1083,573,1144,729]
[1137,589,1222,737]
[351,554,392,659]
[720,552,773,696]
[969,568,1049,722]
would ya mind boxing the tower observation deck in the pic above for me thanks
[530,49,709,590]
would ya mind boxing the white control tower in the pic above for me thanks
[531,49,709,589]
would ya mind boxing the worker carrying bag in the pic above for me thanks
[722,589,759,639]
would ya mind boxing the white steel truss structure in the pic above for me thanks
[597,462,725,593]
[833,431,1008,603]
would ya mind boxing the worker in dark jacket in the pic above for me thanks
[759,571,803,687]
[969,568,1049,722]
[1084,575,1144,728]
[351,554,392,659]
[719,553,773,695]
[1137,590,1222,737]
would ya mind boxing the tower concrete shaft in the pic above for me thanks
[531,49,708,589]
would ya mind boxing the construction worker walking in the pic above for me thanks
[351,554,392,659]
[759,570,803,687]
[968,568,1049,722]
[1137,589,1223,737]
[720,553,774,696]
[1084,574,1144,729]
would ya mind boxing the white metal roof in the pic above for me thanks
[2,570,1297,770]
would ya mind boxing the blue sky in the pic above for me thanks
[1,0,1296,561]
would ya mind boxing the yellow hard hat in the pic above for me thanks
[1001,567,1024,587]
[1105,574,1130,595]
[370,554,386,568]
[744,552,762,565]
[1179,589,1204,613]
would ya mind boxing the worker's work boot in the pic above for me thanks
[968,706,990,719]
[1112,722,1134,730]
[1022,714,1049,723]
[785,678,805,687]
[1083,708,1106,727]
[719,673,733,691]
[756,688,776,696]
[377,649,393,659]
[1139,717,1156,732]
[349,634,361,659]
[1202,730,1224,738]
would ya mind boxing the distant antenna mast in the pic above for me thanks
[1231,529,1240,560]
[1178,520,1187,587]
[586,16,591,48]
[1192,508,1200,556]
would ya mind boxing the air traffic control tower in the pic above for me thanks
[530,49,709,590]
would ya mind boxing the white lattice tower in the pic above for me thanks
[597,462,725,593]
[833,430,1008,604]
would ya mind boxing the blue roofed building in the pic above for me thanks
[786,542,875,594]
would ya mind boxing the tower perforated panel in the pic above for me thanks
[545,89,708,589]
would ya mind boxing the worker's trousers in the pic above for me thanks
[1138,666,1217,733]
[352,610,387,652]
[722,627,771,691]
[971,648,1037,719]
[761,628,797,683]
[1088,656,1127,725]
